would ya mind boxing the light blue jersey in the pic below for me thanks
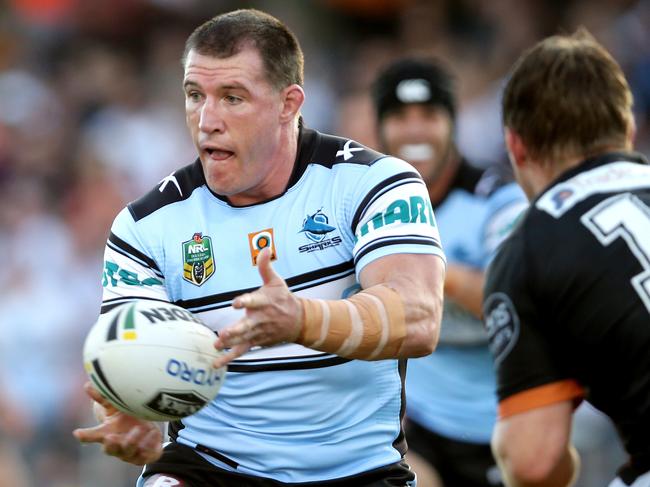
[101,127,445,483]
[406,162,526,444]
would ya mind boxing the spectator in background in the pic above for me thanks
[484,29,650,487]
[371,58,527,487]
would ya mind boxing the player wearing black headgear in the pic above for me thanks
[372,59,457,193]
[372,58,528,487]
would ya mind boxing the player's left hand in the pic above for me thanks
[213,248,303,367]
[73,382,163,465]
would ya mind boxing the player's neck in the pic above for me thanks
[528,143,633,198]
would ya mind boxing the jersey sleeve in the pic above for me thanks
[100,207,169,313]
[482,182,528,261]
[349,156,446,279]
[483,230,584,419]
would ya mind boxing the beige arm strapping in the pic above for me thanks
[296,284,406,360]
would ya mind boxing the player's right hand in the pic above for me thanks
[214,247,303,367]
[73,382,163,465]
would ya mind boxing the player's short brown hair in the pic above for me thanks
[503,28,634,163]
[183,9,304,90]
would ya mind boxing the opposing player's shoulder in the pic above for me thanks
[128,160,205,222]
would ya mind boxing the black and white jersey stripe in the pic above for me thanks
[354,234,443,266]
[177,260,355,313]
[351,171,424,232]
[107,232,163,278]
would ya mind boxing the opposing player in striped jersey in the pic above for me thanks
[73,9,446,487]
[484,30,650,487]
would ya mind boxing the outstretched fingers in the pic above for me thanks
[104,425,162,464]
[256,247,283,286]
[213,343,251,368]
[73,422,111,444]
[84,382,116,411]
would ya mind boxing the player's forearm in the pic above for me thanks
[390,271,443,357]
[496,443,580,487]
[443,264,484,318]
[296,271,443,360]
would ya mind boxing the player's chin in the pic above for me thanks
[203,174,239,197]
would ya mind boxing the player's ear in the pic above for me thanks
[504,128,528,169]
[627,114,637,147]
[280,84,305,123]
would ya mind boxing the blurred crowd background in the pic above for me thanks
[0,0,648,486]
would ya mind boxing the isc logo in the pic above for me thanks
[166,359,222,386]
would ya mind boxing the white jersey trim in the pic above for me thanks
[536,162,650,218]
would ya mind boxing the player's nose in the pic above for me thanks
[199,98,225,134]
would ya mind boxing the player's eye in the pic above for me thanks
[224,95,242,105]
[186,91,203,103]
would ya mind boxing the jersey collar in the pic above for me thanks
[536,150,649,203]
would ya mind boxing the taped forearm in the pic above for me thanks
[297,284,406,359]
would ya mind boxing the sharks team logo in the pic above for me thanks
[182,233,215,286]
[300,209,336,243]
[299,209,342,253]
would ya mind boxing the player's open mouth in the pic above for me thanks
[398,143,435,162]
[205,148,234,161]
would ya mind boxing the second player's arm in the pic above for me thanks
[492,401,580,487]
[443,263,484,318]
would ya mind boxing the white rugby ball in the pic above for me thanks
[83,300,226,421]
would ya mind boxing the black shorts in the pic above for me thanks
[142,441,416,487]
[405,419,503,487]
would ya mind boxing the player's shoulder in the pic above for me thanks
[474,162,518,198]
[535,151,650,219]
[306,128,388,168]
[127,160,205,222]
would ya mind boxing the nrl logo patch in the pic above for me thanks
[182,233,215,286]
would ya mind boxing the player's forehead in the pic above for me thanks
[183,47,269,90]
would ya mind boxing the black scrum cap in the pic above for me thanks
[372,58,456,121]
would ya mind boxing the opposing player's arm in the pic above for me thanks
[483,230,581,487]
[492,401,579,487]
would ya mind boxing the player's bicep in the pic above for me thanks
[351,158,446,277]
[101,230,168,309]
